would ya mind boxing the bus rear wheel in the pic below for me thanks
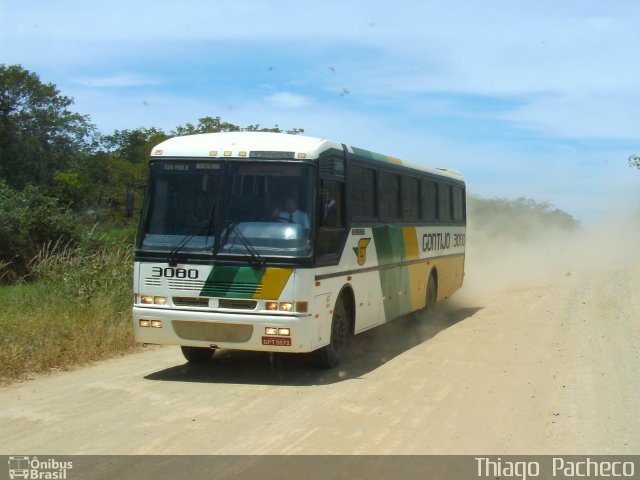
[313,299,349,369]
[181,346,214,363]
[426,273,437,311]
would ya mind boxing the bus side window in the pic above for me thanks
[402,176,420,220]
[422,179,437,221]
[350,164,377,219]
[379,171,400,220]
[438,183,452,222]
[453,186,465,223]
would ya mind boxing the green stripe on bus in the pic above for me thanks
[372,226,414,321]
[200,266,265,298]
[372,226,403,265]
[351,147,403,165]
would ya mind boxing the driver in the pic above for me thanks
[275,196,309,228]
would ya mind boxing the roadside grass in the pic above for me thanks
[0,232,139,383]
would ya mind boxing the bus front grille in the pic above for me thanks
[200,282,262,297]
[164,279,263,297]
[172,320,253,343]
[173,297,210,308]
[218,299,258,310]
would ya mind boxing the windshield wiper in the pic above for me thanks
[167,203,216,266]
[224,221,266,267]
[166,225,207,266]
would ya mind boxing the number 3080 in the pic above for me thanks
[151,267,199,279]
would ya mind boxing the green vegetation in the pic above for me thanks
[0,232,134,381]
[0,180,81,283]
[0,65,95,190]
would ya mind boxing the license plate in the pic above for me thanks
[262,336,292,346]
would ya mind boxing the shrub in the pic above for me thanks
[0,181,81,283]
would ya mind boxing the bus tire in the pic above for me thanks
[181,346,214,363]
[313,298,349,369]
[426,272,437,312]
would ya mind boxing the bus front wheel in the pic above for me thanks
[313,299,349,368]
[181,346,214,363]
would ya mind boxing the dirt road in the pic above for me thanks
[1,248,639,454]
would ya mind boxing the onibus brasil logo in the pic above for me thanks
[8,456,72,479]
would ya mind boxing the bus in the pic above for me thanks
[133,132,466,368]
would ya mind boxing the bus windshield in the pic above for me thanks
[139,160,315,259]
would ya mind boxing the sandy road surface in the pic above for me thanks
[1,258,639,454]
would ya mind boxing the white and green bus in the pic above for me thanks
[133,132,466,367]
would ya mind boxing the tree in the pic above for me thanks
[172,116,240,136]
[171,116,304,136]
[0,64,96,189]
[629,154,640,169]
[100,127,168,164]
[96,127,168,216]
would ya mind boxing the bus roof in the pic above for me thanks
[151,132,463,181]
[151,132,341,159]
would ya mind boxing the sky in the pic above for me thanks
[1,0,639,222]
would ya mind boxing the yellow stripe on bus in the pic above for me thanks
[401,227,425,310]
[402,227,420,260]
[254,268,293,299]
[408,262,428,310]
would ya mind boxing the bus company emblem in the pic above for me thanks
[353,238,371,266]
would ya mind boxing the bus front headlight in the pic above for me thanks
[279,302,293,312]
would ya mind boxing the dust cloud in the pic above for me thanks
[457,209,640,303]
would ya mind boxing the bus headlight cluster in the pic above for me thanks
[265,301,307,312]
[279,302,293,312]
[141,295,167,305]
[265,327,290,336]
[139,319,162,328]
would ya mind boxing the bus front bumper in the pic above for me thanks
[132,306,317,353]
